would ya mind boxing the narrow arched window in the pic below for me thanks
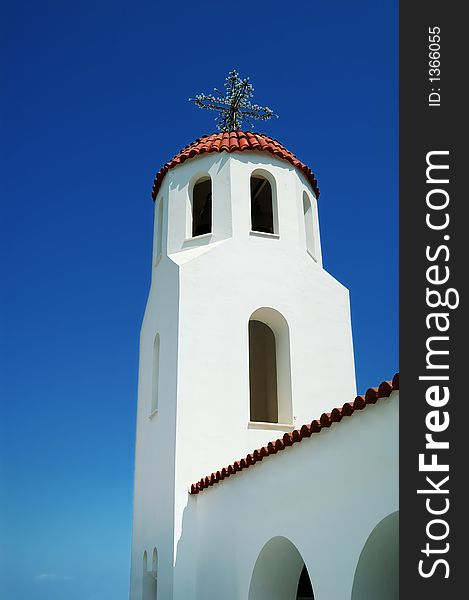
[251,175,275,234]
[151,334,160,414]
[192,177,212,237]
[248,308,292,425]
[249,320,278,423]
[142,551,148,600]
[142,549,157,600]
[156,198,163,260]
[303,192,315,258]
[151,548,158,598]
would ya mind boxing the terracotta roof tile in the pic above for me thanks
[152,131,320,200]
[190,373,399,495]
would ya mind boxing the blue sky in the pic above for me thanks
[0,1,397,598]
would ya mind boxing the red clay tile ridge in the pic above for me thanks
[152,131,320,201]
[190,373,399,495]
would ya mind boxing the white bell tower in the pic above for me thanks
[129,131,356,599]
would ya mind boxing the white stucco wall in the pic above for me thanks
[129,207,180,599]
[167,152,356,561]
[174,391,399,600]
[130,149,361,599]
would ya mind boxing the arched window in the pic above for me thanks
[151,548,158,597]
[248,308,292,424]
[151,334,160,415]
[191,177,212,237]
[156,198,163,260]
[250,174,277,234]
[249,320,278,423]
[303,192,316,258]
[142,549,157,600]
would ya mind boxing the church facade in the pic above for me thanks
[129,131,399,599]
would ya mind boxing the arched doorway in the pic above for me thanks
[249,536,314,600]
[296,565,314,599]
[352,511,399,600]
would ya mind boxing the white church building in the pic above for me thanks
[129,129,399,600]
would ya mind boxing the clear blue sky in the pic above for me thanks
[0,1,397,598]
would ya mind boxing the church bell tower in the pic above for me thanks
[130,73,356,600]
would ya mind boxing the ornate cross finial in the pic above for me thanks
[190,70,277,132]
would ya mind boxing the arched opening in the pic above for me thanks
[249,536,314,600]
[352,511,399,600]
[296,565,314,599]
[248,308,292,425]
[251,174,276,234]
[142,548,158,600]
[156,198,163,260]
[249,321,278,423]
[151,334,160,414]
[191,176,212,237]
[302,192,315,258]
[151,548,158,597]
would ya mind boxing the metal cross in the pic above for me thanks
[190,70,277,132]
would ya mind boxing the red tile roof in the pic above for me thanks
[190,373,399,495]
[152,131,320,200]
